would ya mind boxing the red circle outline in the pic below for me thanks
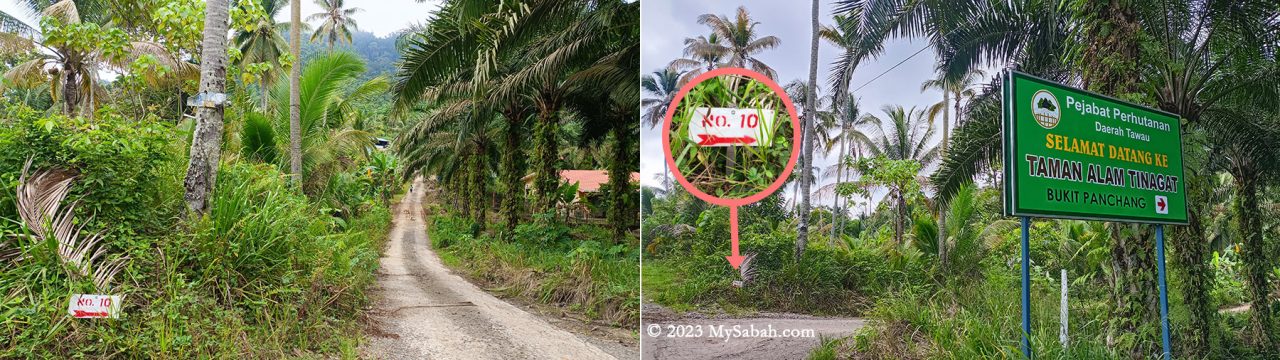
[660,67,801,207]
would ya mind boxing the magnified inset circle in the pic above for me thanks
[660,67,801,207]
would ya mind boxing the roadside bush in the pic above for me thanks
[0,160,393,357]
[643,205,905,315]
[0,108,180,235]
[429,214,640,326]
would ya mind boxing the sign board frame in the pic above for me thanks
[1002,70,1188,225]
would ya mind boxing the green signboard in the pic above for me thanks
[1003,71,1187,224]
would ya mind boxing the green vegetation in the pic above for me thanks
[428,213,639,326]
[669,75,794,198]
[644,1,1279,358]
[0,0,402,357]
[390,0,640,330]
[0,112,393,357]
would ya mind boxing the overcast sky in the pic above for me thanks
[641,0,983,212]
[0,0,440,38]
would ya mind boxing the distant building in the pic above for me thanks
[522,170,640,218]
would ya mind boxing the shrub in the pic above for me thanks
[429,214,640,326]
[0,108,180,236]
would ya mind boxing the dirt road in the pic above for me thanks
[641,306,866,360]
[360,179,624,359]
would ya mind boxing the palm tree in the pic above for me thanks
[266,52,380,195]
[818,98,871,241]
[642,68,683,190]
[862,105,937,245]
[919,68,984,269]
[667,33,727,86]
[0,1,191,116]
[641,68,683,128]
[307,0,362,49]
[864,106,937,173]
[820,6,891,247]
[782,79,827,213]
[235,0,291,110]
[795,0,820,260]
[183,0,232,215]
[289,0,303,185]
[394,0,637,236]
[695,6,781,79]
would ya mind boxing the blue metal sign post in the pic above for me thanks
[1156,225,1171,359]
[1021,216,1031,359]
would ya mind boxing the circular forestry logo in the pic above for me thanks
[1032,90,1060,129]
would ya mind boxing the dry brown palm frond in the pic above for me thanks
[43,0,80,24]
[0,32,37,55]
[0,237,22,264]
[2,58,53,91]
[15,158,128,291]
[51,201,103,277]
[733,252,758,288]
[92,255,129,291]
[16,158,77,241]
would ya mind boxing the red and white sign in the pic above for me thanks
[1154,195,1168,214]
[68,294,121,319]
[687,107,777,147]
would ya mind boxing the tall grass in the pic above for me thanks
[428,213,640,327]
[0,160,393,357]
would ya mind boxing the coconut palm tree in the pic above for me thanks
[818,98,871,241]
[695,6,780,79]
[289,0,303,185]
[642,67,683,190]
[183,0,232,215]
[667,33,727,86]
[820,6,891,247]
[0,0,191,116]
[266,52,379,195]
[864,105,937,171]
[234,0,291,110]
[307,0,362,49]
[641,68,683,129]
[919,68,984,269]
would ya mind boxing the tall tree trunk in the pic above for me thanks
[260,78,269,110]
[1079,3,1157,355]
[62,66,79,115]
[182,0,231,215]
[471,143,487,227]
[533,95,561,216]
[831,100,851,243]
[1172,171,1214,357]
[607,123,631,243]
[501,108,527,233]
[1233,167,1276,348]
[289,0,303,186]
[796,0,819,261]
[937,90,950,270]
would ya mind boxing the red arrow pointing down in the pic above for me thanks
[698,134,757,146]
[726,206,745,269]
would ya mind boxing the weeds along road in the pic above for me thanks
[360,178,619,359]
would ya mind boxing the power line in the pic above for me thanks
[852,45,931,92]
